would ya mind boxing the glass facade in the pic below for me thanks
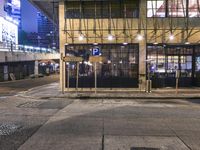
[65,0,139,18]
[168,0,187,17]
[147,45,200,87]
[188,0,200,17]
[147,0,200,17]
[147,0,166,17]
[65,44,139,88]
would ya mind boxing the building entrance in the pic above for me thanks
[147,45,200,88]
[65,44,139,89]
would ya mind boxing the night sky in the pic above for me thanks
[21,0,38,33]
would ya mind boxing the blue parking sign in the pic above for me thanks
[92,47,100,56]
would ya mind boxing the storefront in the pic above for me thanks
[147,44,200,88]
[65,44,139,88]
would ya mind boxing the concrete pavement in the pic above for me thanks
[1,82,200,150]
[18,82,200,100]
[18,99,200,150]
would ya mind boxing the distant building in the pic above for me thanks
[0,0,20,45]
[37,12,58,49]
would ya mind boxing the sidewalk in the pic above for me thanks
[19,82,200,99]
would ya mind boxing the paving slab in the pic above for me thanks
[104,136,190,150]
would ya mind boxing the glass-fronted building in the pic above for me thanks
[58,0,200,91]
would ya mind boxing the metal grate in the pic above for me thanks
[17,100,71,109]
[131,148,159,150]
[17,101,44,108]
[0,124,22,136]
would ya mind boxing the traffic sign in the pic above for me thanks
[92,47,101,56]
[62,56,83,62]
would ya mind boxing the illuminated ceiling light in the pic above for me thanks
[123,42,128,45]
[169,34,174,41]
[65,43,69,46]
[185,41,190,45]
[78,34,84,41]
[93,42,98,45]
[136,34,143,41]
[153,42,158,45]
[108,34,114,41]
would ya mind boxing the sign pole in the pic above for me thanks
[61,53,64,94]
[95,62,97,94]
[175,70,180,95]
[76,62,79,92]
[67,63,69,91]
[176,78,179,95]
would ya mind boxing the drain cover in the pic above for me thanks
[0,124,22,135]
[17,101,44,108]
[131,148,159,150]
[17,100,71,109]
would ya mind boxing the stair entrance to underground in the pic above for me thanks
[64,44,139,90]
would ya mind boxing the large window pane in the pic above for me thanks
[168,0,186,17]
[65,1,139,19]
[147,0,166,17]
[188,0,200,17]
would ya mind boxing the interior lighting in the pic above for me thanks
[78,34,84,41]
[123,42,128,45]
[185,41,190,45]
[108,34,114,41]
[136,34,143,41]
[169,34,174,41]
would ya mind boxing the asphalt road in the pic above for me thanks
[0,74,59,96]
[0,96,200,150]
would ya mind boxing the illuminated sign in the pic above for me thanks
[0,17,18,44]
[4,0,20,23]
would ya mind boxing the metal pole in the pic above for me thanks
[67,63,69,91]
[61,53,64,94]
[176,78,179,95]
[76,62,79,92]
[95,62,97,94]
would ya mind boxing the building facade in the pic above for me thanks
[37,12,58,49]
[59,0,200,91]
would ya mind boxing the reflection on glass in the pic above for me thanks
[147,45,193,78]
[147,0,166,17]
[188,0,200,17]
[168,0,187,17]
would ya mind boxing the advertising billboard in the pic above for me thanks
[4,0,20,17]
[0,0,7,17]
[0,16,18,44]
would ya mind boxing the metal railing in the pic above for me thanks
[0,42,59,54]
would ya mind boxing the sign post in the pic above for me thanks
[76,62,79,92]
[94,62,97,94]
[176,70,180,95]
[62,56,83,93]
[61,53,64,94]
[67,63,69,91]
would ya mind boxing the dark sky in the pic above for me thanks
[21,0,38,33]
